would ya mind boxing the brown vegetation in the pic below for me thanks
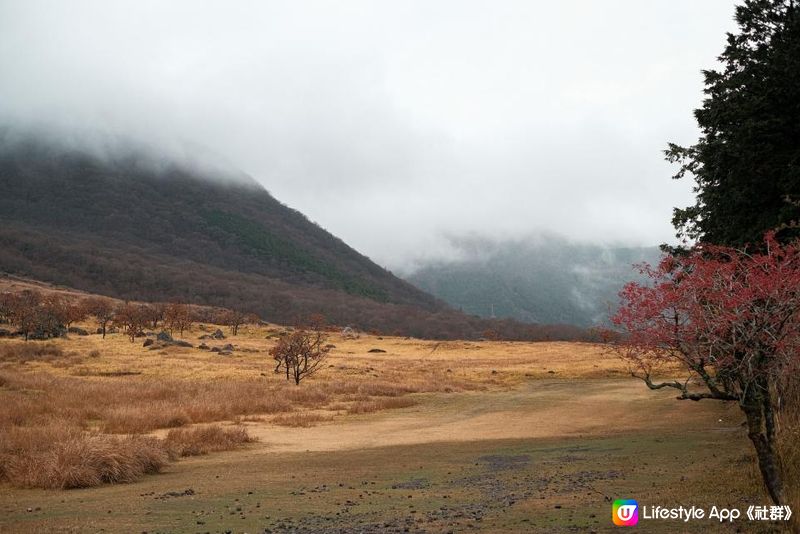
[271,328,331,385]
[0,425,169,490]
[164,425,255,456]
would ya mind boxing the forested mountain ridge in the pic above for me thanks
[407,237,659,327]
[0,133,593,340]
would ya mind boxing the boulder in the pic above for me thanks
[211,328,226,340]
[221,344,235,352]
[156,331,173,342]
[143,339,154,347]
[368,348,386,353]
[68,326,89,336]
[198,342,209,350]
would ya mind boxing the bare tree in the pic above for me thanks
[7,290,43,341]
[221,309,247,336]
[270,328,330,385]
[114,303,149,343]
[143,303,166,329]
[164,303,192,336]
[85,297,116,338]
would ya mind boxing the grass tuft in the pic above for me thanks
[164,425,255,457]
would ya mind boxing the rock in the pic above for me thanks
[108,326,118,334]
[368,348,386,353]
[172,340,192,348]
[68,326,89,336]
[211,328,226,340]
[221,343,234,352]
[210,347,221,353]
[218,351,232,356]
[0,328,15,338]
[143,339,154,347]
[199,343,209,350]
[156,331,173,342]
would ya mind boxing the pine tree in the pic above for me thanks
[668,0,800,246]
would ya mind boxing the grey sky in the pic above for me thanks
[0,0,738,271]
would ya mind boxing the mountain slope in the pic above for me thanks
[406,237,660,327]
[0,133,448,323]
[0,132,599,340]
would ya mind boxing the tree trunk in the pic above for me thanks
[742,395,785,505]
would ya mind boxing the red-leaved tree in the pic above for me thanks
[611,233,800,505]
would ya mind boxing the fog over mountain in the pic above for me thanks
[406,236,660,327]
[0,0,738,271]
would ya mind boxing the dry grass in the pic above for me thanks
[0,319,628,490]
[164,425,255,457]
[271,412,334,427]
[0,424,168,489]
[347,396,417,414]
[0,342,64,362]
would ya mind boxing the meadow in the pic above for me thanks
[0,312,780,532]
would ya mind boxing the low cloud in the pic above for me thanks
[0,0,737,269]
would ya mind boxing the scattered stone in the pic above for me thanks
[67,326,89,336]
[156,331,173,343]
[155,489,195,500]
[143,339,154,347]
[212,328,226,340]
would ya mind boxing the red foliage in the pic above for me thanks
[612,232,800,395]
[611,233,800,504]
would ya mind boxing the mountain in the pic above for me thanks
[405,236,660,327]
[0,130,593,340]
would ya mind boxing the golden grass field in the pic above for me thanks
[0,312,785,533]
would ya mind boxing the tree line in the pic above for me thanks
[0,290,259,342]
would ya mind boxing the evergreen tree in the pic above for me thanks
[668,0,800,246]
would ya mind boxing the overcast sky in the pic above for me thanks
[0,0,738,271]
